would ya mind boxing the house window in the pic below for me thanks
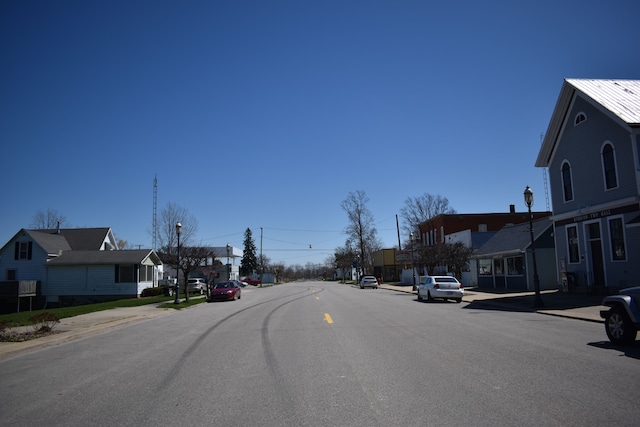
[506,256,523,275]
[116,265,136,283]
[608,217,626,261]
[574,112,587,126]
[6,269,16,280]
[602,143,618,190]
[561,161,573,202]
[566,225,580,263]
[478,259,492,275]
[14,242,32,260]
[139,265,154,282]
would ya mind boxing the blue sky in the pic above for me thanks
[2,0,639,267]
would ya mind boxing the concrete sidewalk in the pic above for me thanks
[380,283,606,323]
[0,303,174,361]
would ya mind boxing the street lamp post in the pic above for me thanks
[410,232,416,291]
[174,222,182,304]
[524,186,544,308]
[226,243,231,281]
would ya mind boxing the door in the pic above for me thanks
[586,222,605,287]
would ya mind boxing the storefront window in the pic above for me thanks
[609,217,626,261]
[493,259,504,275]
[479,259,492,275]
[506,256,523,275]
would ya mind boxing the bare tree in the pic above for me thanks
[271,262,286,283]
[399,193,456,240]
[31,208,67,229]
[441,242,474,280]
[158,202,198,254]
[341,190,381,274]
[157,202,198,288]
[334,242,356,283]
[178,246,212,302]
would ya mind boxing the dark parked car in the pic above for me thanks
[208,281,241,302]
[600,286,640,345]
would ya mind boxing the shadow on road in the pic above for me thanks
[588,340,640,360]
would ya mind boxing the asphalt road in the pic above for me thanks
[1,281,639,426]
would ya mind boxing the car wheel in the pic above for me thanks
[455,298,462,304]
[417,292,423,302]
[360,285,363,289]
[238,293,241,300]
[427,291,433,302]
[605,307,637,345]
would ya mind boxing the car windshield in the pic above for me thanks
[215,283,232,289]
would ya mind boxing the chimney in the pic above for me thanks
[509,204,515,214]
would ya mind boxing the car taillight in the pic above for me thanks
[433,284,439,289]
[460,284,464,289]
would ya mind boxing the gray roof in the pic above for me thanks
[536,78,640,167]
[46,250,162,266]
[21,228,112,253]
[473,218,552,258]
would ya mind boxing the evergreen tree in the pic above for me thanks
[240,228,258,276]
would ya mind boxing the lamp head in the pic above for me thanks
[524,186,534,208]
[176,222,182,235]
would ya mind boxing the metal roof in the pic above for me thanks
[567,79,640,125]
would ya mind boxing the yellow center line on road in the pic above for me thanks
[324,313,334,324]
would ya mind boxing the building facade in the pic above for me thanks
[536,79,640,293]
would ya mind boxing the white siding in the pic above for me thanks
[47,265,137,297]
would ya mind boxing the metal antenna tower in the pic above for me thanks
[153,175,158,250]
[540,133,550,211]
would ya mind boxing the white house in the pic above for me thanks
[0,227,162,309]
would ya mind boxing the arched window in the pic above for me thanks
[602,143,618,190]
[574,112,587,126]
[561,161,573,202]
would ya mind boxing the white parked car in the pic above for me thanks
[359,275,379,289]
[417,276,464,303]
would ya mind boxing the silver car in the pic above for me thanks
[417,276,463,303]
[359,275,379,289]
[186,278,206,294]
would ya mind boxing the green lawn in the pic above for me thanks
[0,295,206,326]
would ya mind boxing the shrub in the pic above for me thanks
[28,312,60,333]
[0,320,19,341]
[141,286,166,297]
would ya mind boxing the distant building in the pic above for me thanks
[417,210,551,286]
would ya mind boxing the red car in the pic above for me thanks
[242,276,262,286]
[208,281,241,302]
